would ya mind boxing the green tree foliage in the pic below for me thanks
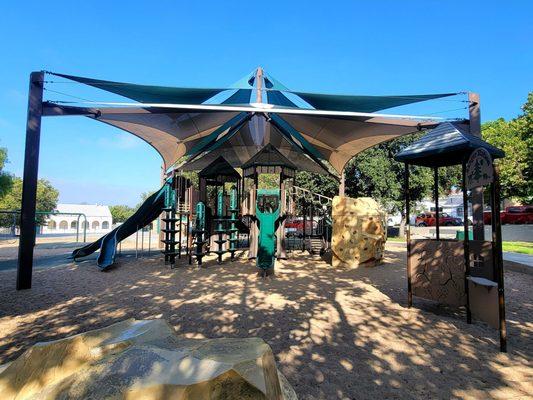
[0,177,59,226]
[294,171,339,199]
[258,173,279,189]
[136,191,155,209]
[0,146,13,199]
[482,92,532,203]
[344,134,433,217]
[109,205,135,223]
[293,135,461,211]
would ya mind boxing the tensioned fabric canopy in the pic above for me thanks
[43,68,461,177]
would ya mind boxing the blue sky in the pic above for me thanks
[0,1,531,207]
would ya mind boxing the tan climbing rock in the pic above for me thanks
[331,196,387,268]
[0,319,297,400]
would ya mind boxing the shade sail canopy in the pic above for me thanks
[241,144,298,170]
[394,122,505,167]
[44,68,461,174]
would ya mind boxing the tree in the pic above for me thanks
[0,146,13,199]
[482,92,532,203]
[342,133,461,235]
[0,178,59,226]
[344,134,432,218]
[258,173,280,189]
[136,191,155,209]
[294,171,339,199]
[109,205,135,223]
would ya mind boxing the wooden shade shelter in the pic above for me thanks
[395,122,507,352]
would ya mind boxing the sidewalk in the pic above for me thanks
[503,251,533,267]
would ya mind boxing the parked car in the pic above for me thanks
[285,218,317,237]
[484,205,533,225]
[415,212,462,227]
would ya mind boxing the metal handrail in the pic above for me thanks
[0,210,88,242]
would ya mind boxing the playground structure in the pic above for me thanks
[13,68,508,354]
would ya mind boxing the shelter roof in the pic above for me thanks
[43,68,461,174]
[394,122,505,167]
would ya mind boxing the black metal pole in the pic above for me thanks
[302,200,307,251]
[434,167,440,240]
[462,161,472,324]
[17,71,44,290]
[493,166,507,352]
[405,163,412,307]
[309,198,315,237]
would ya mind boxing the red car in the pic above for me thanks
[285,218,317,237]
[415,212,462,227]
[484,206,533,225]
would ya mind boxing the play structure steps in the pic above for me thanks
[161,206,178,267]
[306,237,325,255]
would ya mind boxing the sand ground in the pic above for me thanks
[0,245,531,399]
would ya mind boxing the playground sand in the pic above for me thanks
[0,245,531,399]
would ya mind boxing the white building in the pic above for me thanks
[417,191,473,221]
[389,191,474,226]
[42,204,113,234]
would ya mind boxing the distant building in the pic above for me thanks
[389,191,473,226]
[418,191,472,220]
[42,204,113,234]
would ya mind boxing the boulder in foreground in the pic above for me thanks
[0,319,297,400]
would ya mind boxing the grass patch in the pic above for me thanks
[387,237,405,242]
[502,241,533,255]
[385,238,532,254]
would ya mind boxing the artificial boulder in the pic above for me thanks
[331,196,387,268]
[0,319,297,400]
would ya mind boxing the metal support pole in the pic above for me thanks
[302,200,307,251]
[469,93,485,241]
[493,166,507,352]
[405,163,412,307]
[434,167,440,240]
[141,226,144,256]
[310,201,315,236]
[135,226,139,259]
[255,67,263,103]
[17,71,44,290]
[82,215,87,243]
[462,161,472,324]
[76,215,80,242]
[148,224,151,256]
[338,170,345,196]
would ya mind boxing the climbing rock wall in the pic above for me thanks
[0,319,297,400]
[331,196,387,268]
